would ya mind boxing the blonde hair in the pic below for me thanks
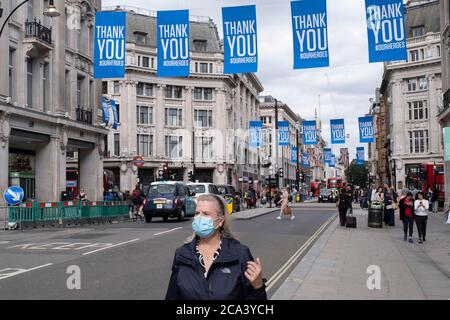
[184,194,236,244]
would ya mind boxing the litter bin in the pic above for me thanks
[368,201,383,228]
[296,194,301,203]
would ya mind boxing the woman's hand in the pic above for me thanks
[245,258,264,289]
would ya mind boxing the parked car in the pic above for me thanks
[318,188,336,203]
[187,183,221,203]
[216,184,241,212]
[143,181,196,223]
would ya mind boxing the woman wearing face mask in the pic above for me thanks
[414,192,429,244]
[165,194,267,300]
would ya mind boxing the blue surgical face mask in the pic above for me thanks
[192,215,217,238]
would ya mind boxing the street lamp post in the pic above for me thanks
[0,0,60,38]
[274,99,279,189]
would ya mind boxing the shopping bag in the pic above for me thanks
[446,211,450,225]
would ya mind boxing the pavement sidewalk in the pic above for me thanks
[272,208,450,300]
[230,206,279,220]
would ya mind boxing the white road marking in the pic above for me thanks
[153,227,183,236]
[0,263,53,281]
[0,241,11,245]
[82,238,140,256]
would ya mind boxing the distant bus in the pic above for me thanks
[327,177,344,189]
[422,163,444,203]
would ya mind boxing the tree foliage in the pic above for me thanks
[345,160,369,187]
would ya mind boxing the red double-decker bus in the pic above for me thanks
[422,163,444,202]
[327,177,344,189]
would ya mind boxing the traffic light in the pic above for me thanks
[188,171,194,182]
[158,170,164,180]
[279,168,284,178]
[163,163,169,180]
[296,169,301,181]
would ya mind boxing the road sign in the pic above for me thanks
[3,186,24,205]
[132,156,145,167]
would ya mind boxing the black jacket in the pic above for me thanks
[165,237,267,300]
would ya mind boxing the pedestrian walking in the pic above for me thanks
[265,187,272,208]
[78,189,88,202]
[337,187,349,227]
[384,189,396,226]
[131,185,145,220]
[166,194,267,300]
[399,192,415,243]
[276,188,295,220]
[431,187,439,213]
[414,192,429,244]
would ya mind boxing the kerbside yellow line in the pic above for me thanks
[266,214,337,292]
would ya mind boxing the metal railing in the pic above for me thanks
[8,201,131,228]
[76,107,93,125]
[24,19,52,45]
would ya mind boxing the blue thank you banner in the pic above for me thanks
[102,98,118,129]
[330,155,336,167]
[356,147,365,165]
[249,121,262,148]
[157,10,190,77]
[365,0,407,63]
[302,153,309,167]
[324,148,332,165]
[291,0,329,69]
[94,11,126,79]
[222,5,258,74]
[291,147,298,165]
[330,119,345,144]
[303,121,317,145]
[278,121,290,146]
[359,116,375,143]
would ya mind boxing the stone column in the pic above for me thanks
[35,133,67,202]
[155,84,166,161]
[0,115,10,215]
[79,143,103,201]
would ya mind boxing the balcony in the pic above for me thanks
[23,19,53,58]
[76,107,93,125]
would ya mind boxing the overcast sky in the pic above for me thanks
[103,0,384,160]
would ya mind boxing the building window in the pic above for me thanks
[42,63,49,112]
[164,85,183,99]
[194,88,213,101]
[114,133,120,157]
[193,40,207,52]
[136,82,153,97]
[165,136,183,158]
[409,130,429,154]
[437,45,441,57]
[64,70,70,111]
[195,62,210,73]
[408,101,428,121]
[142,56,150,68]
[113,81,120,94]
[407,77,427,92]
[134,32,147,46]
[115,104,120,123]
[410,50,419,62]
[77,22,82,52]
[165,108,183,127]
[8,48,14,99]
[136,106,153,125]
[77,76,83,107]
[102,81,108,94]
[195,137,214,160]
[27,59,33,107]
[419,77,428,90]
[411,26,425,38]
[27,0,33,21]
[137,134,153,157]
[194,110,213,128]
